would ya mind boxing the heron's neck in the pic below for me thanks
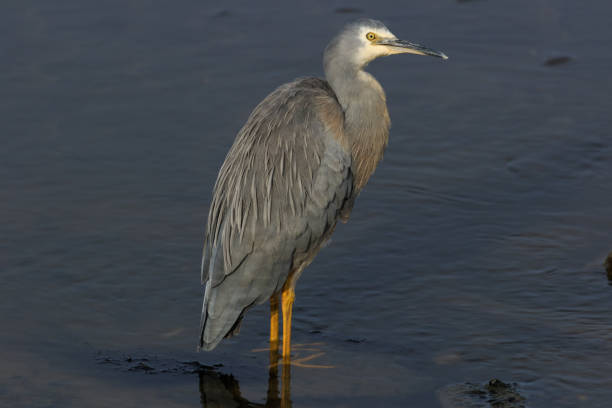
[325,66,390,191]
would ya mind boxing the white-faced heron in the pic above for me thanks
[198,19,447,361]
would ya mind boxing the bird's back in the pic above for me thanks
[199,77,354,350]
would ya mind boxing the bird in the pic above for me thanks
[198,18,447,360]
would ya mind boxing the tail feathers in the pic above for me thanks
[198,244,282,351]
[198,280,212,351]
[198,280,248,351]
[198,280,228,351]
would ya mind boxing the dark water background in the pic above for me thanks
[2,0,612,407]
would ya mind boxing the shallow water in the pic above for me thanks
[2,0,612,407]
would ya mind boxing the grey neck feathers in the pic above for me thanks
[324,60,390,192]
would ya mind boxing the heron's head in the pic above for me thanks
[324,19,447,72]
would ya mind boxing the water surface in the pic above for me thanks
[2,0,612,407]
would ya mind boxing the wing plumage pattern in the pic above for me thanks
[199,78,353,350]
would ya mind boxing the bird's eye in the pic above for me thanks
[366,32,377,41]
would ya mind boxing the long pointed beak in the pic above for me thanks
[379,38,448,60]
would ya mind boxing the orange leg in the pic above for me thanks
[267,294,281,405]
[281,287,295,362]
[270,294,280,350]
[270,294,280,369]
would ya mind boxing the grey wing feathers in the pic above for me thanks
[199,78,353,350]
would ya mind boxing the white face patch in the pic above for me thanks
[353,25,397,65]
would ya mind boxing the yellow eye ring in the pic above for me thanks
[366,32,376,41]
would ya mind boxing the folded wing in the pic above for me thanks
[199,78,353,350]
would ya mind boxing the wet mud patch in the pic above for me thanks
[344,338,366,344]
[543,56,572,66]
[439,379,526,408]
[334,7,363,14]
[95,352,221,375]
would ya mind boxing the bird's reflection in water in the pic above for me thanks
[198,346,290,408]
[198,368,284,408]
[199,342,332,407]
